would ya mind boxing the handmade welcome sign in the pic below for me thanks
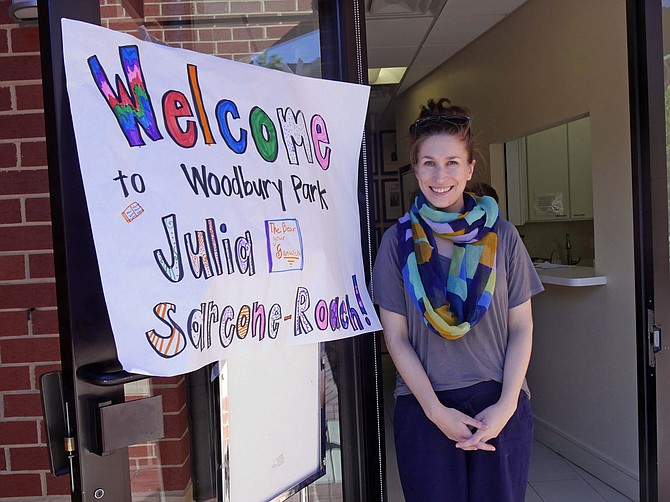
[61,19,380,376]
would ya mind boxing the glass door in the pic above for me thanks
[37,0,383,500]
[628,0,670,500]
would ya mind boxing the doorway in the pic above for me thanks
[369,1,642,500]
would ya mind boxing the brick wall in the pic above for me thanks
[0,0,67,496]
[0,0,312,498]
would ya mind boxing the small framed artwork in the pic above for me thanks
[399,164,419,212]
[382,179,403,222]
[379,130,402,175]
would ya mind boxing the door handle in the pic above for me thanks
[77,361,149,386]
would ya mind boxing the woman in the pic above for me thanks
[373,98,543,501]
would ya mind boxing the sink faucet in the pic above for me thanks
[565,233,580,265]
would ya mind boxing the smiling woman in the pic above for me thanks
[372,98,544,502]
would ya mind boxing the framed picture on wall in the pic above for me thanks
[379,130,402,175]
[372,178,380,222]
[382,179,402,222]
[399,164,419,212]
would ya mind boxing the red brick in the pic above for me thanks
[161,2,193,15]
[46,472,71,495]
[0,472,42,497]
[196,1,229,15]
[0,169,49,195]
[163,409,188,439]
[230,2,262,14]
[0,225,52,252]
[217,41,252,55]
[129,443,156,459]
[158,436,189,465]
[34,363,62,383]
[0,2,13,26]
[0,335,60,363]
[143,3,160,17]
[0,449,5,470]
[0,254,24,280]
[0,29,7,55]
[29,252,54,279]
[266,25,294,39]
[0,310,29,337]
[0,143,18,168]
[161,463,191,491]
[151,375,184,386]
[0,198,21,224]
[153,384,187,413]
[0,113,45,140]
[32,309,58,335]
[232,27,265,41]
[9,445,50,470]
[0,86,11,111]
[130,467,162,492]
[20,141,47,167]
[100,4,121,19]
[163,29,196,43]
[10,27,40,53]
[197,28,232,42]
[25,196,51,222]
[0,420,39,445]
[0,365,30,391]
[5,392,43,417]
[15,84,43,111]
[265,0,301,11]
[0,55,42,82]
[181,42,217,55]
[0,283,56,310]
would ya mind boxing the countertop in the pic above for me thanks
[533,263,607,287]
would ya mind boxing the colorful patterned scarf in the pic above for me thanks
[397,192,499,339]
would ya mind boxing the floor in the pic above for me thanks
[381,353,633,502]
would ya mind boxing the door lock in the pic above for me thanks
[653,324,662,354]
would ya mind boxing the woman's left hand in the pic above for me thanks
[454,400,516,451]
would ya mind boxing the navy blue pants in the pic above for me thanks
[393,381,533,502]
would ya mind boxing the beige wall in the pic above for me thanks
[393,0,639,497]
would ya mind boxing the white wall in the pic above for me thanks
[393,0,639,498]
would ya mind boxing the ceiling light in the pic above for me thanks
[9,0,38,25]
[368,67,406,85]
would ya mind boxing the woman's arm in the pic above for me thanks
[456,299,534,449]
[380,307,492,449]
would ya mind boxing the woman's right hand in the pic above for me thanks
[427,403,495,451]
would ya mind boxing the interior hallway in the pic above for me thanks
[381,353,633,502]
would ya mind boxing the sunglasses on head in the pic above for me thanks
[409,115,471,138]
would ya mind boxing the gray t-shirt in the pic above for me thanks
[373,218,544,398]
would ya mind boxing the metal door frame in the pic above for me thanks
[37,0,384,500]
[627,0,669,501]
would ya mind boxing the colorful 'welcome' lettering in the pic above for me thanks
[88,46,163,147]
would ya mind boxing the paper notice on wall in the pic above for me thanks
[533,193,565,216]
[61,19,380,376]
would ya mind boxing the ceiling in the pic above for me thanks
[365,0,530,129]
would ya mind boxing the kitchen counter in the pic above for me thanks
[533,263,606,287]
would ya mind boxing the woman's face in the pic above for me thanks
[414,133,475,212]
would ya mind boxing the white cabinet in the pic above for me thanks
[520,117,592,222]
[567,117,593,219]
[526,125,570,221]
[504,138,527,225]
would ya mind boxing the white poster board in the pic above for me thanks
[61,19,381,376]
[220,344,323,501]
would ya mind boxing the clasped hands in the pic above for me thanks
[428,401,516,452]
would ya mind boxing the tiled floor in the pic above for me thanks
[381,353,633,501]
